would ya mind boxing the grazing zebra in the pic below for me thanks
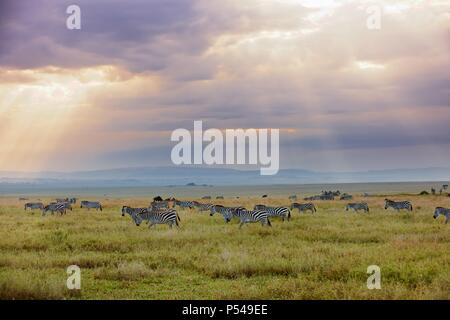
[150,201,169,210]
[210,205,234,223]
[320,194,334,200]
[193,201,213,212]
[174,200,194,209]
[264,206,291,221]
[340,194,353,200]
[384,199,413,212]
[60,202,73,211]
[290,203,316,213]
[121,206,148,217]
[42,203,66,216]
[131,208,180,229]
[80,201,103,211]
[253,204,267,210]
[433,207,449,224]
[24,202,44,211]
[345,203,369,213]
[231,208,271,228]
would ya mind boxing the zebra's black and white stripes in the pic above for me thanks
[345,203,369,212]
[231,208,271,228]
[290,203,316,213]
[253,205,290,221]
[384,199,413,211]
[433,207,449,224]
[132,208,180,229]
[24,202,44,211]
[174,200,194,209]
[42,203,67,216]
[80,201,102,211]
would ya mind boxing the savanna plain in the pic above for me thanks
[0,184,449,300]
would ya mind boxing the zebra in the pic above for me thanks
[59,202,73,211]
[193,201,213,212]
[56,198,68,203]
[210,205,234,223]
[433,207,449,224]
[384,199,413,212]
[150,201,169,210]
[131,208,180,229]
[288,195,297,201]
[345,203,369,213]
[340,194,353,200]
[174,200,194,209]
[290,203,316,213]
[121,206,148,217]
[319,194,334,200]
[69,198,77,204]
[263,206,291,221]
[80,201,103,211]
[42,203,66,216]
[253,204,267,210]
[24,202,44,211]
[231,208,272,228]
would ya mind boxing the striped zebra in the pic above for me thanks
[340,194,353,200]
[193,201,213,212]
[231,208,272,228]
[384,199,413,212]
[42,203,66,216]
[24,202,44,211]
[290,203,316,213]
[131,208,180,229]
[174,200,194,209]
[60,202,73,211]
[121,206,148,217]
[263,206,291,221]
[433,207,449,224]
[210,205,234,223]
[150,201,169,210]
[345,203,369,213]
[320,194,334,200]
[80,201,102,211]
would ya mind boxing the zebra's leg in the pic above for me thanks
[239,221,245,229]
[148,222,155,229]
[445,216,448,224]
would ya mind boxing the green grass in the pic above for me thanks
[0,195,449,299]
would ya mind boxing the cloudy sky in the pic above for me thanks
[0,0,449,173]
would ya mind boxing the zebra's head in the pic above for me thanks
[131,212,143,226]
[434,207,443,219]
[121,206,130,217]
[384,199,391,209]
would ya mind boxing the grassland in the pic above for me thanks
[0,193,449,299]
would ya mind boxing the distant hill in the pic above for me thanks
[1,166,450,188]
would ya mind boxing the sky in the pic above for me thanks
[0,0,449,173]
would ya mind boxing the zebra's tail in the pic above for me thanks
[287,210,291,220]
[267,218,272,227]
[177,213,181,221]
[313,206,317,212]
[410,205,413,211]
[100,205,103,211]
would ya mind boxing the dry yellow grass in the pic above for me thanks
[0,194,449,299]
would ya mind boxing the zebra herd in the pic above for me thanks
[121,196,449,229]
[22,195,449,225]
[24,198,102,216]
